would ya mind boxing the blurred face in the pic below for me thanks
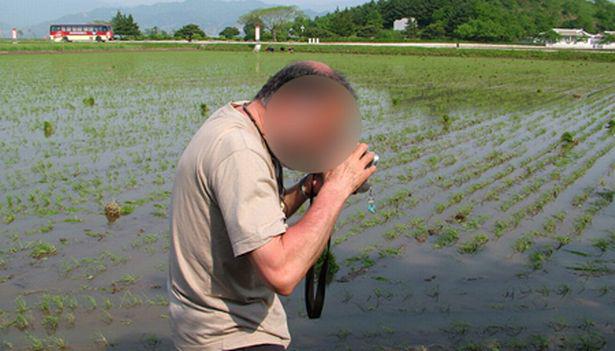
[262,76,361,173]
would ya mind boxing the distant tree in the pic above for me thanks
[239,6,304,41]
[111,11,141,37]
[219,26,240,38]
[356,5,383,37]
[241,15,263,40]
[326,9,357,37]
[600,33,615,44]
[357,24,380,38]
[144,26,172,40]
[560,0,597,33]
[403,19,419,38]
[594,0,615,32]
[376,29,404,41]
[303,26,335,39]
[174,24,206,41]
[291,15,311,38]
[421,21,446,39]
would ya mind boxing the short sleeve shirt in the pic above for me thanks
[167,101,291,350]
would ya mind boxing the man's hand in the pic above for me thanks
[322,143,377,199]
[303,144,376,198]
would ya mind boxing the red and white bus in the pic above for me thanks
[49,24,113,42]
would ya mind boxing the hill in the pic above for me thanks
[24,0,279,38]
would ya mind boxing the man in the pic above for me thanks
[167,61,377,350]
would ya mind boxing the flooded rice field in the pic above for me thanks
[0,51,614,350]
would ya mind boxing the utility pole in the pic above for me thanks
[254,24,261,53]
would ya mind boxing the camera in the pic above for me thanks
[368,153,380,168]
[356,153,379,194]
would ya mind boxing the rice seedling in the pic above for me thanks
[513,235,533,253]
[42,315,59,333]
[458,233,489,254]
[82,96,95,107]
[560,131,578,148]
[43,121,54,138]
[314,250,339,285]
[94,331,109,347]
[25,332,44,351]
[47,336,68,350]
[199,103,209,116]
[528,246,554,270]
[30,241,57,260]
[378,246,403,258]
[440,114,452,129]
[13,314,30,331]
[566,260,613,277]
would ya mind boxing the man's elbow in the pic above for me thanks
[268,274,296,296]
[249,239,298,296]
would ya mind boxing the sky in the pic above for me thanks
[96,0,363,7]
[0,0,369,27]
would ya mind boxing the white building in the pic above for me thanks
[545,28,612,49]
[393,17,416,31]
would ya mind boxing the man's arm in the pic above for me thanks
[249,143,376,296]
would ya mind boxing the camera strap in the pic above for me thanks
[304,193,330,319]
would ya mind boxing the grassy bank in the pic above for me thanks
[0,40,200,53]
[200,43,615,63]
[2,39,614,63]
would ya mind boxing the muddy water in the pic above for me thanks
[0,51,614,350]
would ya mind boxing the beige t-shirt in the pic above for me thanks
[167,101,291,350]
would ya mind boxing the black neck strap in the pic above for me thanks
[242,102,284,197]
[304,192,330,319]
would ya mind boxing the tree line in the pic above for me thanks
[241,0,615,43]
[110,10,242,41]
[110,0,615,43]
